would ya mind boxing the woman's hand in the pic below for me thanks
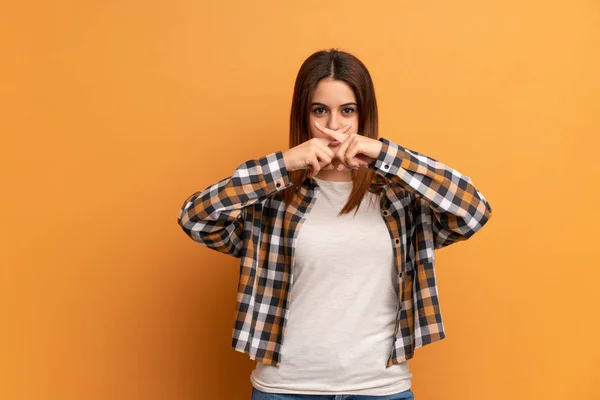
[313,121,383,171]
[282,136,338,178]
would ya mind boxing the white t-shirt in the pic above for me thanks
[250,176,412,395]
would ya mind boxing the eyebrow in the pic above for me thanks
[310,102,358,108]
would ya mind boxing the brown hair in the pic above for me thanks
[281,48,387,216]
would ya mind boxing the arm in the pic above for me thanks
[177,150,292,258]
[369,137,492,249]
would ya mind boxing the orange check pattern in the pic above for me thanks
[177,136,492,367]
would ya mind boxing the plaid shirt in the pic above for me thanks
[177,136,492,368]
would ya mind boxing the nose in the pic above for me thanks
[326,112,342,131]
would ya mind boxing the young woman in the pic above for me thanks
[177,49,493,400]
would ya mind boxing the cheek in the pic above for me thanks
[307,121,320,137]
[309,128,324,139]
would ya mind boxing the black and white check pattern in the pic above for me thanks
[178,136,492,367]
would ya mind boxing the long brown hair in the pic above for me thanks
[282,48,387,216]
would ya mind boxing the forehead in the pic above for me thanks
[311,78,356,104]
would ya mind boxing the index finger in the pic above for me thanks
[313,121,349,143]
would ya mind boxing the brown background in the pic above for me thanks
[1,1,599,399]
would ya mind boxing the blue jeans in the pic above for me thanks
[251,387,415,400]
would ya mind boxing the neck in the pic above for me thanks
[314,169,352,182]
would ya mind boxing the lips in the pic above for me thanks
[330,140,341,146]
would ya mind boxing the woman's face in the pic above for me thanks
[308,77,359,146]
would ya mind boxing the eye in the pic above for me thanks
[342,108,355,114]
[312,107,326,115]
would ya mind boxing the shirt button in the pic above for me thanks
[382,210,390,216]
[384,164,389,170]
[276,182,281,188]
[395,238,400,244]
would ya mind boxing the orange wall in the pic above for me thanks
[1,1,599,399]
